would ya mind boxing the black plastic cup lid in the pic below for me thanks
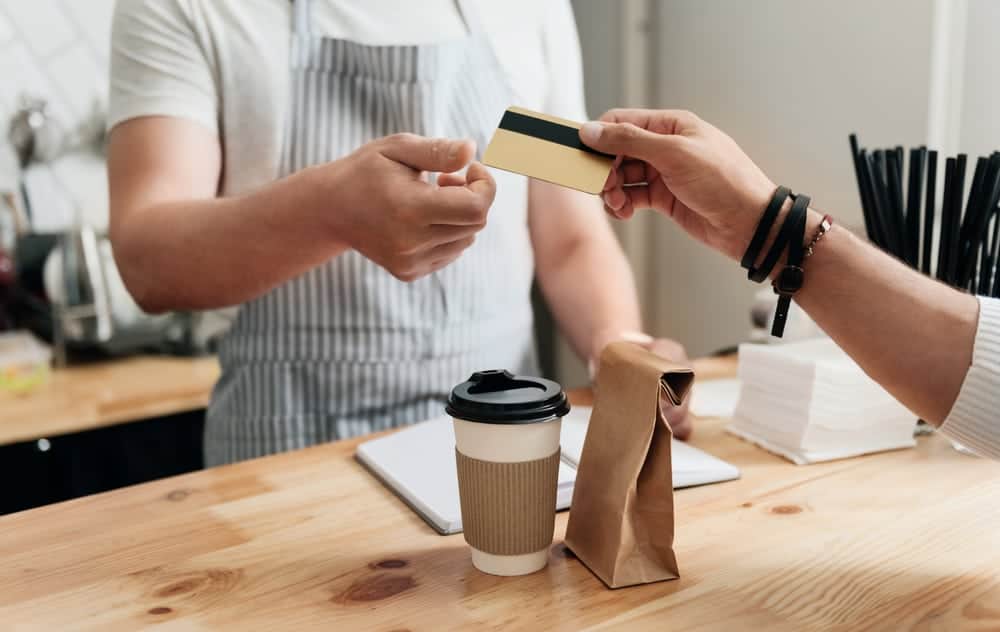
[446,370,570,424]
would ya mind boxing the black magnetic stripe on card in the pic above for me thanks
[498,110,615,159]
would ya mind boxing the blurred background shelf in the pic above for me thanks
[0,355,218,515]
[0,355,218,445]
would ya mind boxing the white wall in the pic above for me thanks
[0,0,112,126]
[0,0,115,231]
[556,0,658,386]
[645,0,938,356]
[958,0,1000,159]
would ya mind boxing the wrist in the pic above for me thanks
[767,208,825,281]
[298,161,353,251]
[587,329,653,379]
[721,179,781,261]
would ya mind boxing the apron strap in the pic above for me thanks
[456,0,486,37]
[291,0,312,37]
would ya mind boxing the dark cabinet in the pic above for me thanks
[0,410,204,515]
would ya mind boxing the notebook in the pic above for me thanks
[690,378,742,419]
[356,406,740,534]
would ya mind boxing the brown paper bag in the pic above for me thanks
[564,341,694,588]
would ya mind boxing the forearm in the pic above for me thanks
[529,181,643,363]
[793,210,979,424]
[536,233,642,362]
[112,165,348,312]
[579,109,979,427]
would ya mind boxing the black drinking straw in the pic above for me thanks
[923,150,938,275]
[993,235,1000,296]
[917,148,928,267]
[990,209,1000,295]
[845,137,1000,290]
[945,155,968,284]
[869,152,901,257]
[955,157,987,286]
[961,156,1000,288]
[860,150,889,249]
[886,151,909,261]
[894,146,905,187]
[974,182,998,293]
[938,158,956,281]
[905,148,923,268]
[978,211,993,294]
[849,134,877,243]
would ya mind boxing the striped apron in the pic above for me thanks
[204,0,538,466]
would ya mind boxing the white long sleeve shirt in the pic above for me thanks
[939,296,1000,459]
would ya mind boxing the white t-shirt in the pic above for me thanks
[109,0,588,195]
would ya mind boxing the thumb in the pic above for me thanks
[463,161,497,202]
[579,121,676,164]
[379,134,476,173]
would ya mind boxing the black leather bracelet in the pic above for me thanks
[741,186,791,272]
[748,192,805,283]
[770,194,810,337]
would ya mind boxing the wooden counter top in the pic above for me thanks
[0,356,220,446]
[2,357,999,630]
[0,353,731,448]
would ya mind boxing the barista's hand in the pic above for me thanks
[590,331,694,440]
[579,109,776,261]
[647,337,694,440]
[322,134,495,281]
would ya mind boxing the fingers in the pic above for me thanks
[604,187,628,213]
[424,223,483,248]
[581,108,699,167]
[379,133,476,173]
[599,108,701,135]
[409,236,476,279]
[462,161,496,200]
[619,159,649,185]
[667,407,693,441]
[389,234,477,282]
[605,158,651,190]
[579,120,682,164]
[436,172,467,187]
[428,235,476,264]
[415,161,496,226]
[603,158,647,218]
[648,336,693,440]
[648,337,690,363]
[603,184,652,219]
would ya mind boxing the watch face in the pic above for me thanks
[776,266,804,294]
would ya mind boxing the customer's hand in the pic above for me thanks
[321,134,495,281]
[579,109,776,261]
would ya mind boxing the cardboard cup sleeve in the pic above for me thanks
[456,449,560,555]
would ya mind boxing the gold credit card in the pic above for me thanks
[482,106,614,194]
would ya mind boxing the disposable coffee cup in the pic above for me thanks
[446,369,570,576]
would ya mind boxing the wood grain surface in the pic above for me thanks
[0,356,220,446]
[1,358,999,630]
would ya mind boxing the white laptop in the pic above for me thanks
[356,406,740,534]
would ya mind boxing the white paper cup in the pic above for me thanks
[447,370,570,577]
[454,416,562,576]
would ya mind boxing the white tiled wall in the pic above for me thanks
[0,0,113,135]
[0,0,116,230]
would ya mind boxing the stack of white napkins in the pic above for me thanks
[728,338,917,464]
